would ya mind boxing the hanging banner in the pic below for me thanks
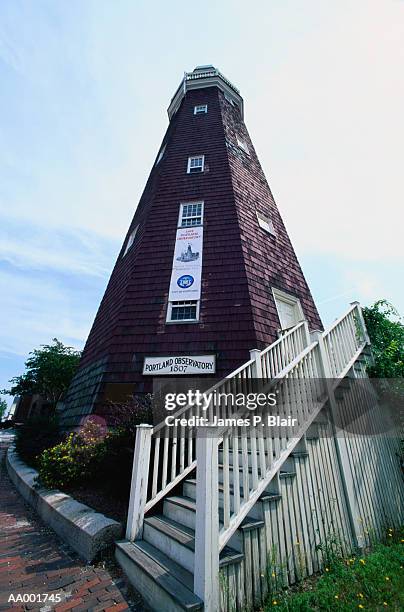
[168,226,203,300]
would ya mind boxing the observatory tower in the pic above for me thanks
[60,66,321,427]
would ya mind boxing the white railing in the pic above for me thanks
[216,340,325,551]
[260,321,310,378]
[134,321,310,519]
[126,302,370,611]
[323,302,370,379]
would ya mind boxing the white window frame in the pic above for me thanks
[155,144,166,165]
[167,300,200,323]
[187,155,205,174]
[194,104,208,115]
[257,212,276,236]
[178,201,204,228]
[237,137,250,155]
[272,287,304,331]
[123,225,139,256]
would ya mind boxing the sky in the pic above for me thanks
[0,0,403,408]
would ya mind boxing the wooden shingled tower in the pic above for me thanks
[60,66,322,427]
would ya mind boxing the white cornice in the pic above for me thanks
[168,67,244,120]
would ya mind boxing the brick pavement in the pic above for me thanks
[0,438,137,612]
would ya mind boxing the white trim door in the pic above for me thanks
[272,288,304,331]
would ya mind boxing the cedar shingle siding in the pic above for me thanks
[59,83,321,427]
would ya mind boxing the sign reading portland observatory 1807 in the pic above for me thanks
[143,355,216,375]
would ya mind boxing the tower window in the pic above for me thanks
[257,212,276,236]
[179,202,204,227]
[194,104,208,115]
[123,225,139,256]
[155,144,166,165]
[187,155,205,174]
[237,138,250,155]
[167,300,199,322]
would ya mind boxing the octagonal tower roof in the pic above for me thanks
[168,65,243,120]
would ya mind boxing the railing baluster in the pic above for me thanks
[162,436,169,490]
[180,426,185,473]
[232,431,241,514]
[241,426,249,501]
[222,433,231,528]
[152,437,160,499]
[171,426,177,481]
[250,424,259,489]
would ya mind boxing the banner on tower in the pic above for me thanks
[168,226,203,300]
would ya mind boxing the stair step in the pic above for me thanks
[185,478,282,500]
[137,540,195,590]
[279,471,296,478]
[260,493,282,502]
[165,494,264,532]
[143,514,243,572]
[116,539,203,612]
[219,447,274,467]
[145,515,194,551]
[218,461,265,484]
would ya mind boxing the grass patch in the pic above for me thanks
[264,530,404,611]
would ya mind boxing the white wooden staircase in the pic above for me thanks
[116,303,378,611]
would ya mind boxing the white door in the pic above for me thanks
[272,288,304,331]
[277,299,298,329]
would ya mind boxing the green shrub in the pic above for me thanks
[14,416,61,468]
[362,300,404,379]
[37,420,109,489]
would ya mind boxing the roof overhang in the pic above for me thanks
[168,66,244,120]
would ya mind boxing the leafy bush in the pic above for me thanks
[362,300,404,378]
[37,420,109,489]
[36,398,152,495]
[14,416,61,468]
[264,529,404,611]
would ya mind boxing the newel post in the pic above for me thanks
[194,435,220,612]
[311,331,364,549]
[126,424,153,541]
[249,348,263,378]
[350,301,371,345]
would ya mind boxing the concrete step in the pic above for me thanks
[143,514,243,573]
[115,539,203,612]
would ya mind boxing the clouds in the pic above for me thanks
[0,217,117,277]
[0,234,115,357]
[246,0,404,263]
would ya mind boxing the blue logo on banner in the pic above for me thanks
[177,275,194,289]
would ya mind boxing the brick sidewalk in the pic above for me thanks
[0,439,136,612]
